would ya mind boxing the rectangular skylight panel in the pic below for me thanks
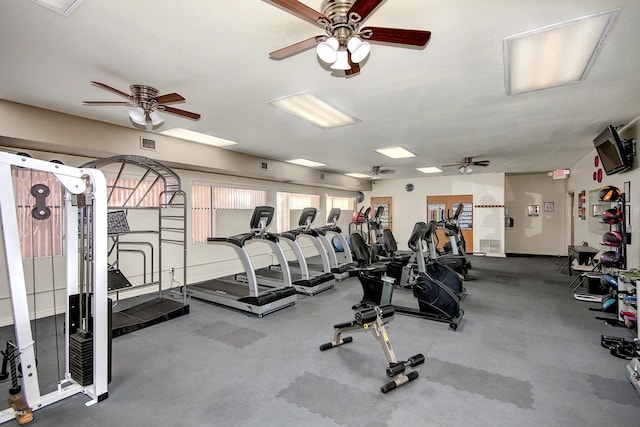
[417,167,442,174]
[286,158,326,167]
[160,128,238,147]
[504,9,619,94]
[375,146,416,159]
[267,91,360,129]
[30,0,85,16]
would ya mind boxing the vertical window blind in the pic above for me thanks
[192,185,266,242]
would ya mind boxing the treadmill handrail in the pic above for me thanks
[208,234,252,248]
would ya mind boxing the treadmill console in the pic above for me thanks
[326,208,341,225]
[298,207,317,228]
[250,206,274,232]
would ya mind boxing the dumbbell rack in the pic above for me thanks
[600,192,627,270]
[621,273,640,396]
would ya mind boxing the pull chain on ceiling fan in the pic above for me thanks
[83,81,201,127]
[264,0,431,76]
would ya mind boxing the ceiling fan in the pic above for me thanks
[370,165,395,180]
[264,0,431,75]
[83,81,201,127]
[441,157,490,174]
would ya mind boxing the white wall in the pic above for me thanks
[365,173,506,256]
[567,122,639,268]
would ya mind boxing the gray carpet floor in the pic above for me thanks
[2,255,640,426]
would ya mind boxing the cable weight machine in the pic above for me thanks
[0,152,109,425]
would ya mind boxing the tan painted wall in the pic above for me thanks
[504,173,567,256]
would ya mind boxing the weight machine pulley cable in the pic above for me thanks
[47,174,62,383]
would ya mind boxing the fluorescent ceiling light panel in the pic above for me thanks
[286,158,326,167]
[345,172,370,179]
[30,0,85,16]
[417,167,442,174]
[504,9,619,95]
[375,146,416,159]
[160,128,238,147]
[267,91,360,129]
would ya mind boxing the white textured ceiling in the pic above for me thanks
[1,0,639,179]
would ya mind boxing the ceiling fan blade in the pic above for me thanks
[380,169,395,174]
[440,163,461,168]
[161,106,201,121]
[82,101,131,106]
[348,0,384,23]
[90,81,132,99]
[345,51,361,76]
[472,161,490,166]
[360,27,431,46]
[155,92,185,104]
[269,35,325,60]
[264,0,328,28]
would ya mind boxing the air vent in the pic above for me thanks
[261,162,268,170]
[140,137,156,151]
[479,239,501,255]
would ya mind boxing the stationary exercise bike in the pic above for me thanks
[350,225,463,330]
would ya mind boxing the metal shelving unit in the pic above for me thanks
[81,155,189,337]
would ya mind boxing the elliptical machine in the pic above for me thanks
[438,204,472,276]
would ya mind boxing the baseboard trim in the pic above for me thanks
[506,253,565,259]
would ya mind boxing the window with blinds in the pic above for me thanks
[327,195,354,211]
[106,177,164,207]
[192,184,267,242]
[276,192,320,232]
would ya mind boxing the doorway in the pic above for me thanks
[426,195,474,253]
[370,196,393,230]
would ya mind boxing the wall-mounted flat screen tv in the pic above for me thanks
[593,125,631,175]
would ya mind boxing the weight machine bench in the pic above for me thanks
[319,305,424,393]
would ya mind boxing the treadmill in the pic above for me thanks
[282,207,349,282]
[313,208,354,281]
[187,206,297,317]
[282,207,335,278]
[237,219,335,295]
[258,208,334,294]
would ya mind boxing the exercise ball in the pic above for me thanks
[332,236,344,252]
[352,211,366,224]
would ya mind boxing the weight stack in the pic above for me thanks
[69,332,93,386]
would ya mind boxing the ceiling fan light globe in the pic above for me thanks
[149,111,164,126]
[128,108,146,125]
[330,50,351,70]
[458,166,465,174]
[347,37,370,63]
[465,166,472,174]
[317,37,339,63]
